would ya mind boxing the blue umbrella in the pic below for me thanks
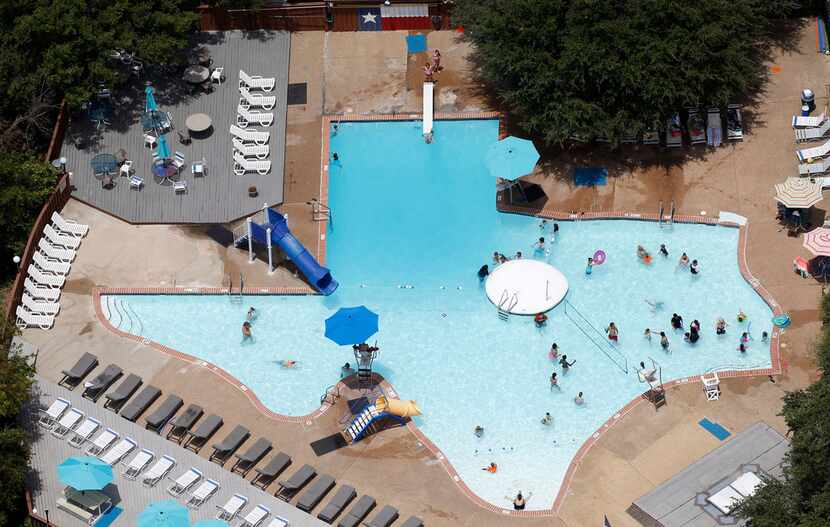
[138,500,189,527]
[325,306,379,345]
[145,86,158,113]
[484,136,540,181]
[193,521,229,527]
[156,134,171,160]
[58,456,113,491]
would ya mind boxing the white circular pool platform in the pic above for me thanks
[485,259,569,315]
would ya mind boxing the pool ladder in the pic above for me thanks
[497,289,518,321]
[658,200,675,228]
[227,273,244,304]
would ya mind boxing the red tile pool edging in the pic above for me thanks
[91,112,783,518]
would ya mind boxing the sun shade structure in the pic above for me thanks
[485,136,540,181]
[803,227,830,256]
[145,86,158,113]
[58,456,113,491]
[138,500,190,527]
[774,177,823,208]
[324,306,379,345]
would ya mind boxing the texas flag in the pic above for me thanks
[357,4,432,31]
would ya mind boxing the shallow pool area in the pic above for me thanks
[103,119,773,510]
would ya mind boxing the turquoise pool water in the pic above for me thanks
[104,120,772,510]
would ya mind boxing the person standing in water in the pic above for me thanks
[585,257,594,275]
[660,331,670,350]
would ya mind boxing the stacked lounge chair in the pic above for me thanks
[121,385,161,422]
[59,353,98,389]
[82,364,123,402]
[317,485,356,524]
[232,71,275,176]
[145,394,183,433]
[210,425,250,465]
[167,403,204,443]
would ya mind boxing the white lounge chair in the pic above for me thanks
[168,467,202,497]
[38,238,75,262]
[187,479,220,509]
[33,251,70,275]
[100,437,136,466]
[233,152,271,176]
[799,157,830,175]
[793,112,827,128]
[239,88,276,111]
[174,151,186,172]
[69,417,101,448]
[38,397,70,429]
[230,124,269,145]
[123,449,154,479]
[51,408,84,438]
[142,455,176,487]
[25,277,61,302]
[173,180,187,194]
[129,175,144,190]
[265,518,289,527]
[239,70,275,92]
[44,224,82,249]
[233,138,270,160]
[86,428,119,456]
[216,494,248,521]
[51,211,88,237]
[16,306,56,329]
[796,119,830,142]
[27,264,65,288]
[22,292,59,315]
[239,504,270,527]
[237,105,273,128]
[797,139,830,162]
[144,134,157,148]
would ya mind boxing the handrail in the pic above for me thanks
[563,299,629,374]
[669,200,676,225]
[658,200,664,227]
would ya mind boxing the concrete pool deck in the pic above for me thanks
[17,22,827,527]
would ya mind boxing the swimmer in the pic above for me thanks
[637,245,651,261]
[740,332,749,344]
[478,264,489,280]
[474,426,484,438]
[671,313,683,330]
[738,342,747,353]
[645,299,664,312]
[278,359,297,368]
[552,223,560,242]
[482,462,498,473]
[341,362,355,378]
[549,343,559,360]
[716,317,727,335]
[737,310,747,322]
[687,331,699,344]
[660,331,670,350]
[539,219,547,230]
[559,355,575,370]
[533,237,546,251]
[499,253,509,264]
[550,372,559,389]
[638,361,657,382]
[515,251,523,259]
[332,152,339,162]
[512,491,529,510]
[690,259,700,275]
[534,312,548,328]
[585,257,594,275]
[574,391,585,405]
[242,321,252,339]
[606,322,619,342]
[762,331,769,342]
[660,244,669,257]
[679,253,690,266]
[247,307,256,321]
[541,412,553,425]
[691,320,701,332]
[644,328,652,341]
[493,252,500,265]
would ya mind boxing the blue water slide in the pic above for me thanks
[264,209,338,295]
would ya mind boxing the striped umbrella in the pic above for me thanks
[803,227,830,256]
[774,177,823,209]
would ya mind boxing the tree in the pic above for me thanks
[453,0,800,146]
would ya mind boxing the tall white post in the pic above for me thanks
[247,217,254,262]
[266,227,274,274]
[262,202,269,224]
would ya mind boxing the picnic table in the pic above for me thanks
[182,65,209,84]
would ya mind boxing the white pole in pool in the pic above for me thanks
[423,82,434,142]
[266,227,274,274]
[247,217,254,262]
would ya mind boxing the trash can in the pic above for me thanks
[801,89,815,113]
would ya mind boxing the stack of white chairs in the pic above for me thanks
[16,211,89,330]
[233,71,275,175]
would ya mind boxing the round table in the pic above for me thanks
[90,153,118,178]
[185,113,212,133]
[182,65,209,84]
[152,162,179,184]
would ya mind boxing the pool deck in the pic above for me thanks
[17,23,828,527]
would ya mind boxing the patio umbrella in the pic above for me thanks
[156,134,171,161]
[58,456,113,491]
[325,306,379,345]
[145,86,158,113]
[804,227,830,256]
[485,136,540,181]
[774,177,823,209]
[138,500,189,527]
[193,521,229,527]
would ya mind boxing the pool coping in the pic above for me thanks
[89,111,784,519]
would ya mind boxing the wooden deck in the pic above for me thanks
[26,376,328,526]
[62,31,289,224]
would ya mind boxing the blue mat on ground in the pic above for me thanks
[699,418,731,441]
[96,506,122,527]
[574,167,608,187]
[406,34,427,54]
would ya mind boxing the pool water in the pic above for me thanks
[104,120,772,510]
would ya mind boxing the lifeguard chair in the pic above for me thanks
[702,372,721,401]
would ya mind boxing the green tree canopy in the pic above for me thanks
[453,0,799,145]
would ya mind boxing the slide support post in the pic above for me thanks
[266,227,274,274]
[247,217,254,262]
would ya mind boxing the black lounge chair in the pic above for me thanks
[231,437,271,475]
[184,414,223,452]
[103,373,142,412]
[82,364,122,402]
[59,353,98,389]
[166,404,203,443]
[317,485,356,524]
[252,452,291,489]
[400,516,423,527]
[364,505,399,527]
[209,425,250,465]
[337,495,375,527]
[276,464,316,501]
[296,474,335,512]
[144,394,183,433]
[120,385,161,422]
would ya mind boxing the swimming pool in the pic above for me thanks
[103,119,773,511]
